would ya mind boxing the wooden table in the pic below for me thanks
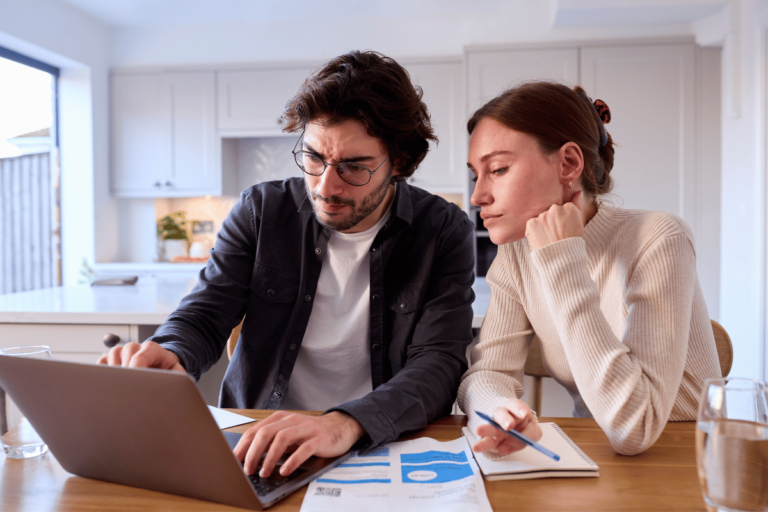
[0,411,706,511]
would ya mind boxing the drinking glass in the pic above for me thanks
[0,345,52,458]
[696,377,768,512]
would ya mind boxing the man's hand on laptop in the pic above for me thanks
[234,410,364,478]
[97,341,186,373]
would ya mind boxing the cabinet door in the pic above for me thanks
[111,72,219,198]
[580,44,695,221]
[111,73,172,195]
[467,48,579,115]
[217,68,314,133]
[165,72,218,195]
[404,62,465,194]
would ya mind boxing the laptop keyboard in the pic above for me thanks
[248,462,309,496]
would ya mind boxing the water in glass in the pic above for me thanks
[697,419,768,511]
[696,378,768,512]
[0,345,51,458]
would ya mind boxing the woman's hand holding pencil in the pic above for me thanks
[473,397,544,457]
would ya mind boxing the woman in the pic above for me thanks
[458,81,721,456]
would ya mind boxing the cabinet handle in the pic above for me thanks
[103,333,121,348]
[277,118,285,126]
[154,181,162,187]
[164,181,173,187]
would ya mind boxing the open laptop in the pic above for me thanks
[0,355,352,510]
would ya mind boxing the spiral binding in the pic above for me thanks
[550,423,598,468]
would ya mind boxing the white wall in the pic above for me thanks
[0,0,113,286]
[715,0,768,381]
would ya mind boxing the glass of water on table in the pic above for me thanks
[696,377,768,512]
[0,345,52,458]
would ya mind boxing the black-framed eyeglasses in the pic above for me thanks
[292,135,389,187]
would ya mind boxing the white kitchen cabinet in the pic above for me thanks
[217,67,315,134]
[111,71,219,198]
[111,73,170,196]
[580,44,696,220]
[466,48,580,115]
[403,61,465,195]
[0,323,136,364]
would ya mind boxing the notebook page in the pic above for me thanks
[462,423,598,474]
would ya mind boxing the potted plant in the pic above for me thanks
[156,211,192,262]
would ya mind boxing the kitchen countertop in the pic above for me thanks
[0,277,491,329]
[0,278,199,325]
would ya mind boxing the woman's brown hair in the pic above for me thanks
[467,81,615,196]
[283,51,436,182]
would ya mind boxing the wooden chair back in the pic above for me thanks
[227,319,244,360]
[524,338,548,417]
[524,319,733,416]
[711,319,733,378]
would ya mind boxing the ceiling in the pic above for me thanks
[55,0,728,28]
[54,0,512,27]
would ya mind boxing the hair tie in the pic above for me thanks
[594,99,611,125]
[577,90,611,149]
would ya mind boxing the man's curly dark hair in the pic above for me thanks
[282,51,437,181]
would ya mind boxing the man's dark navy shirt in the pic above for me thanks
[152,177,475,449]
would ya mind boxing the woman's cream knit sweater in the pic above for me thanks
[458,204,721,455]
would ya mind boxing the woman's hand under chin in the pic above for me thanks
[525,190,586,251]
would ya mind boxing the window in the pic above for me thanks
[0,46,61,293]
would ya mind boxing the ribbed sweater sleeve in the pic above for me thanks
[458,247,534,439]
[530,235,695,455]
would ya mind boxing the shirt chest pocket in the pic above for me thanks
[251,264,299,304]
[386,282,426,314]
[244,264,300,354]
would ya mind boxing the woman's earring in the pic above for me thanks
[568,181,572,188]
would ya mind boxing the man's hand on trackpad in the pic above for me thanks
[96,341,186,373]
[234,410,364,477]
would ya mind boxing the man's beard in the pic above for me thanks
[307,169,393,232]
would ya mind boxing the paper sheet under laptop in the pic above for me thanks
[208,406,255,430]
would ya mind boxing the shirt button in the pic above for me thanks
[305,295,312,301]
[315,248,321,255]
[399,302,406,309]
[267,289,275,297]
[371,246,378,252]
[372,344,381,350]
[289,343,297,350]
[372,294,379,301]
[273,391,282,398]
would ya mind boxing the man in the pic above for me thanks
[99,51,475,479]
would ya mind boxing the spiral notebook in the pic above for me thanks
[461,422,599,480]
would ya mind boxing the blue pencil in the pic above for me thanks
[475,411,560,461]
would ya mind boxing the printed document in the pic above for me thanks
[301,436,492,512]
[207,406,255,430]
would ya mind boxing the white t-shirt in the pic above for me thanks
[279,206,392,411]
